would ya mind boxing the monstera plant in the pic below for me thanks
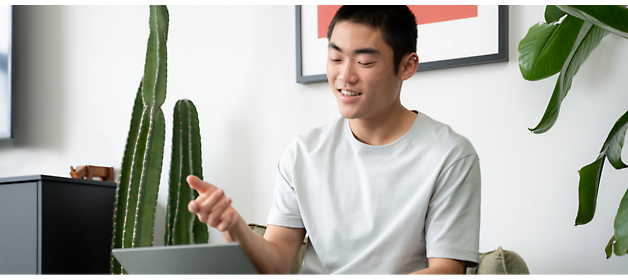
[518,5,628,258]
[110,5,208,274]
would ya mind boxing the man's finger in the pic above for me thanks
[200,189,225,222]
[188,200,199,214]
[210,196,232,224]
[188,191,211,214]
[187,175,216,194]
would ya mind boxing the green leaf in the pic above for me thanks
[600,110,628,170]
[558,5,628,39]
[528,79,560,134]
[529,23,610,134]
[573,111,628,255]
[575,155,605,225]
[518,15,583,81]
[614,188,628,256]
[133,107,166,247]
[606,235,615,259]
[545,5,567,23]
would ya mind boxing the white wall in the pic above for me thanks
[1,5,627,274]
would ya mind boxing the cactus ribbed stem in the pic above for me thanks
[111,82,144,274]
[166,100,208,245]
[110,5,169,274]
[111,5,207,274]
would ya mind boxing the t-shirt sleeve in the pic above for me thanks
[267,141,305,228]
[424,153,481,266]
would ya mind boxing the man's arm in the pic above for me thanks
[422,154,481,274]
[229,223,305,274]
[186,175,305,274]
[410,258,466,274]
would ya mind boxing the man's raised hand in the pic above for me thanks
[187,175,238,232]
[187,176,305,273]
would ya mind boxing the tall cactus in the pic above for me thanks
[111,5,210,274]
[110,5,169,274]
[165,100,208,245]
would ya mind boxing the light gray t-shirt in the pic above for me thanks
[267,111,481,274]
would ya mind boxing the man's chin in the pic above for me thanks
[339,110,360,120]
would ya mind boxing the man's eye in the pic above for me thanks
[359,62,374,66]
[330,59,341,62]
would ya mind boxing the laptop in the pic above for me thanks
[111,243,259,274]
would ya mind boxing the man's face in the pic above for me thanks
[327,21,403,121]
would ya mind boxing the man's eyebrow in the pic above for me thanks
[354,48,380,55]
[329,43,380,56]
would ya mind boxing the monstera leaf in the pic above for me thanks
[544,5,567,23]
[519,14,583,82]
[557,5,628,39]
[518,5,628,258]
[526,21,609,134]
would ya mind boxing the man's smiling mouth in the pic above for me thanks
[340,89,362,96]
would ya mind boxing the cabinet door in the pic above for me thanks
[0,182,38,274]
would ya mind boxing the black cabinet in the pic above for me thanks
[0,175,116,274]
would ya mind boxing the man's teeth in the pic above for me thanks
[341,90,362,96]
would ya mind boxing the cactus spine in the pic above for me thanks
[165,100,208,245]
[110,5,169,274]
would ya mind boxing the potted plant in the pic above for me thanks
[518,5,628,258]
[109,5,208,274]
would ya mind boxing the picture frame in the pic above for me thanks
[295,5,509,84]
[0,5,12,139]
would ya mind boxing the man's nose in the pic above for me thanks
[338,61,358,84]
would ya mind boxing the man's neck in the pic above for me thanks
[348,107,418,146]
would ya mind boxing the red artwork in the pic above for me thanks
[317,5,478,39]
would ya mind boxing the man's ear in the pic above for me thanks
[399,53,419,81]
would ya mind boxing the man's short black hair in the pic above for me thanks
[327,5,418,75]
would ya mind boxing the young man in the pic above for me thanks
[187,6,480,274]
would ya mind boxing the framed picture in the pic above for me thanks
[295,5,509,84]
[0,5,11,139]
